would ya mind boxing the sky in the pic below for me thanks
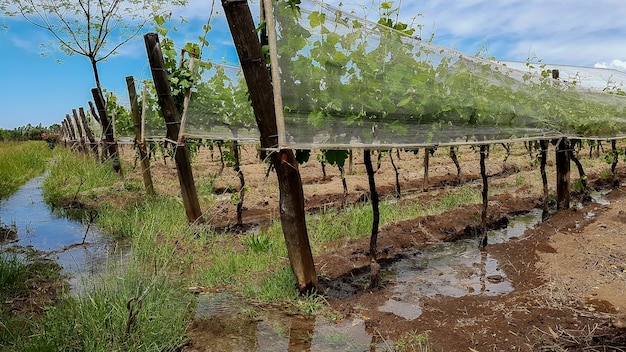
[1,0,626,130]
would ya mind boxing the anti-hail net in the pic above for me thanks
[181,60,258,142]
[269,0,626,148]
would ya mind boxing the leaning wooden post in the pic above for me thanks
[89,101,106,162]
[72,109,88,154]
[221,0,317,292]
[126,76,155,196]
[144,33,203,223]
[91,88,122,174]
[78,107,99,161]
[61,120,70,148]
[65,114,78,149]
[555,138,570,210]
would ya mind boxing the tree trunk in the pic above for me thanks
[449,146,461,182]
[479,145,488,249]
[422,148,430,191]
[364,150,380,288]
[126,76,155,196]
[389,151,401,198]
[556,138,571,210]
[144,33,203,223]
[221,0,316,292]
[540,140,549,220]
[233,140,245,226]
[612,140,619,187]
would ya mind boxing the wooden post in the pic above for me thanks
[65,114,78,149]
[556,138,570,210]
[144,33,204,223]
[91,88,122,174]
[221,0,317,292]
[72,109,87,154]
[126,76,155,196]
[78,107,100,161]
[89,101,105,162]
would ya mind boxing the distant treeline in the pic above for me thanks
[0,123,61,141]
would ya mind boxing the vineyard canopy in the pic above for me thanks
[266,0,626,148]
[145,0,626,148]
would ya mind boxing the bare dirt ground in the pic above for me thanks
[122,142,626,351]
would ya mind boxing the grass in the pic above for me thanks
[0,141,51,199]
[16,266,192,352]
[0,148,195,351]
[0,249,64,351]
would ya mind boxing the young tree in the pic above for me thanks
[1,0,185,93]
[1,0,186,172]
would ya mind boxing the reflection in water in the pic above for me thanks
[379,209,542,320]
[0,174,126,292]
[191,291,383,351]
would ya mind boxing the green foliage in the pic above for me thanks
[0,124,52,141]
[243,234,273,253]
[274,0,626,147]
[106,92,133,137]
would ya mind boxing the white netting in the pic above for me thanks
[182,60,258,142]
[268,0,626,148]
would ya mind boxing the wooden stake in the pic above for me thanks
[126,76,155,196]
[221,0,317,292]
[91,87,122,174]
[78,107,99,161]
[144,33,203,223]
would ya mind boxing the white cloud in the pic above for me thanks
[595,59,626,72]
[393,0,626,67]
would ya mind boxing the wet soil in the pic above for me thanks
[113,144,626,350]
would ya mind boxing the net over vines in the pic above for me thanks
[182,60,258,142]
[269,0,626,148]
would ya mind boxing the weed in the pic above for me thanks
[243,234,272,253]
[393,330,432,352]
[295,291,328,314]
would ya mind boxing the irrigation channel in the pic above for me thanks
[0,174,127,293]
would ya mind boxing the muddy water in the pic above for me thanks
[189,210,544,351]
[0,174,124,292]
[378,209,542,320]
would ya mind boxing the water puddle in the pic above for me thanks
[189,210,544,350]
[378,209,543,320]
[192,291,385,351]
[0,174,125,292]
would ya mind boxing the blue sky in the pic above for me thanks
[1,0,626,130]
